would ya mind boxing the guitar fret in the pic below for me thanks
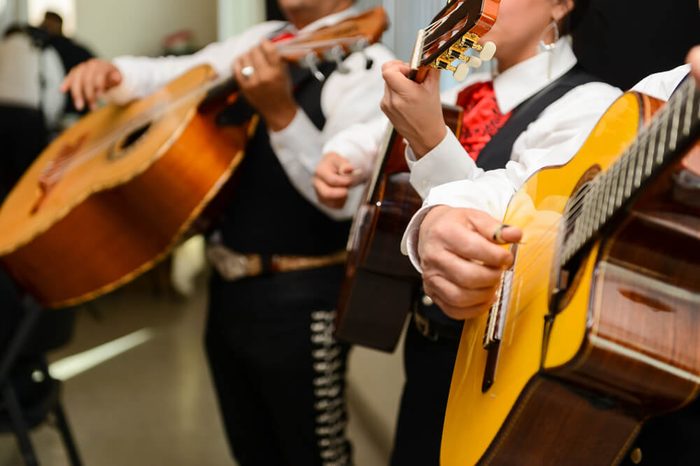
[623,142,637,199]
[669,96,683,151]
[656,111,670,164]
[644,122,657,177]
[684,81,695,136]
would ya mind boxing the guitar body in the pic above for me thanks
[336,106,463,352]
[442,92,700,465]
[0,8,390,309]
[0,65,252,308]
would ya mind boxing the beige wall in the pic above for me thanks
[73,0,218,59]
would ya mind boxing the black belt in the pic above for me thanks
[413,297,463,341]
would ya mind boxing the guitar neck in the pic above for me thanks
[563,78,700,266]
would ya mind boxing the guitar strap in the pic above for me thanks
[476,66,599,171]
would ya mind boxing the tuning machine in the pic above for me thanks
[459,33,497,61]
[434,43,484,81]
[324,45,350,74]
[300,53,326,82]
[350,38,374,70]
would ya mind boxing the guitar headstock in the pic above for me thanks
[412,0,500,82]
[277,7,389,80]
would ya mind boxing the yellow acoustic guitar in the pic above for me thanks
[0,8,388,309]
[442,77,700,465]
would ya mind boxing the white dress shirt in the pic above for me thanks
[0,33,65,128]
[105,7,394,220]
[400,38,624,271]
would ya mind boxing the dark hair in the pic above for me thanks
[563,0,591,35]
[43,11,64,25]
[3,23,25,38]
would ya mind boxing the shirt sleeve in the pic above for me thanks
[40,46,66,129]
[269,43,396,220]
[631,64,690,102]
[401,81,623,268]
[106,22,283,104]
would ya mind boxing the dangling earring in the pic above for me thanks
[539,20,560,52]
[539,20,560,80]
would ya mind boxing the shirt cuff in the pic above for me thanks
[400,204,437,273]
[406,128,478,198]
[269,108,322,168]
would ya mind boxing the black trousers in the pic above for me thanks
[205,265,351,466]
[390,315,461,466]
[619,399,700,466]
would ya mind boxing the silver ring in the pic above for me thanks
[241,65,255,78]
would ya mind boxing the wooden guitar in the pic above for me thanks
[442,77,700,464]
[336,0,499,352]
[0,8,388,309]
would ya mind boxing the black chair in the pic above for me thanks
[0,270,83,466]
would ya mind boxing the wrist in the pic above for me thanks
[264,103,298,132]
[409,125,447,159]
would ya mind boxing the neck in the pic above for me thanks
[288,1,353,29]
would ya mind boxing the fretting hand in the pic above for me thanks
[380,60,446,158]
[233,40,298,132]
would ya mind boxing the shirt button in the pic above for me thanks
[421,295,434,306]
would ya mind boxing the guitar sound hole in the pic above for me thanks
[110,122,153,160]
[121,123,152,150]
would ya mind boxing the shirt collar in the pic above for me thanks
[491,36,578,113]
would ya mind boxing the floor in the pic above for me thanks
[0,265,404,466]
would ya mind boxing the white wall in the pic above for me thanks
[73,0,217,59]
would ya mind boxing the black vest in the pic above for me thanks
[218,62,352,256]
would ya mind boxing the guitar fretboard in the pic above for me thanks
[562,77,700,265]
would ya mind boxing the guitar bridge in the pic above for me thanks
[482,244,518,392]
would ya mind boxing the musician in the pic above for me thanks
[61,1,393,465]
[315,0,622,463]
[389,44,698,466]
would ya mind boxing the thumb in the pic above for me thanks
[466,209,522,245]
[107,69,122,88]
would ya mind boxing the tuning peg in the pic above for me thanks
[350,38,374,70]
[479,41,497,61]
[324,45,350,74]
[300,53,326,82]
[435,58,470,82]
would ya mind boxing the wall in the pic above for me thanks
[73,0,217,59]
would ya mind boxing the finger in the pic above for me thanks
[424,275,498,317]
[107,69,123,88]
[424,218,513,268]
[260,40,281,67]
[423,67,441,91]
[421,249,504,289]
[250,46,270,76]
[382,63,419,94]
[467,210,523,246]
[68,66,87,111]
[687,46,700,85]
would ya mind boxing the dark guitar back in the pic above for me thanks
[336,105,463,352]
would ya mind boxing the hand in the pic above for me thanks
[60,59,123,111]
[314,152,362,209]
[688,46,700,87]
[380,60,446,158]
[418,206,522,320]
[233,40,297,132]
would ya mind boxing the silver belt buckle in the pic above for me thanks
[206,244,250,281]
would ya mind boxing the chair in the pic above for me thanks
[0,271,83,466]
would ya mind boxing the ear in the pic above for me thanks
[551,0,574,22]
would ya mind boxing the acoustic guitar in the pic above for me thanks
[336,0,499,352]
[442,77,700,464]
[0,8,388,309]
